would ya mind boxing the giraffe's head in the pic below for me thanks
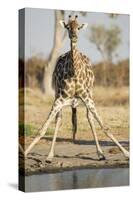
[60,15,88,44]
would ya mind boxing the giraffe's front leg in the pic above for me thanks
[86,106,105,160]
[46,111,62,163]
[80,96,105,160]
[24,98,65,157]
[82,98,106,160]
[87,99,129,159]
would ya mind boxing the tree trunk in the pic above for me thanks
[43,10,66,96]
[98,48,107,86]
[102,60,107,86]
[43,64,55,95]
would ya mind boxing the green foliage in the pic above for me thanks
[19,123,37,136]
[46,128,55,136]
[19,123,55,136]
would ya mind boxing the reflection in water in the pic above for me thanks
[25,168,129,192]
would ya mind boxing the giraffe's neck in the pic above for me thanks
[70,41,79,66]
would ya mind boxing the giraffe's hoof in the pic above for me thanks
[99,155,106,161]
[124,151,129,159]
[98,152,106,161]
[98,151,106,161]
[45,157,53,163]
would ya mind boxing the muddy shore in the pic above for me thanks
[19,137,129,176]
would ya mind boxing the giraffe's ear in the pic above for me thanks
[82,23,88,30]
[78,23,88,30]
[59,20,66,28]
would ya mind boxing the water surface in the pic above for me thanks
[25,168,129,192]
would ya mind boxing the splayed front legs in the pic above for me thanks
[25,95,129,163]
[86,109,105,160]
[46,106,77,163]
[83,97,129,159]
[25,98,73,157]
[46,112,62,163]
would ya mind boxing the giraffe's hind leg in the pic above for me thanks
[84,98,129,159]
[24,98,70,157]
[46,111,62,163]
[72,107,77,143]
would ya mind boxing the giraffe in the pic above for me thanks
[25,15,129,162]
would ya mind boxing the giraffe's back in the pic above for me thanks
[53,51,94,99]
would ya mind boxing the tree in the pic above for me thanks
[89,25,107,61]
[43,10,86,96]
[89,24,121,84]
[43,10,67,95]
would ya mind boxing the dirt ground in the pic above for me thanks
[19,137,129,175]
[19,87,129,175]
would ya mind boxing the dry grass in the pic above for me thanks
[19,86,129,142]
[19,86,129,107]
[93,86,129,106]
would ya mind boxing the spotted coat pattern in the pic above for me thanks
[53,48,94,101]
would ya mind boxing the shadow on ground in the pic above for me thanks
[41,136,129,147]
